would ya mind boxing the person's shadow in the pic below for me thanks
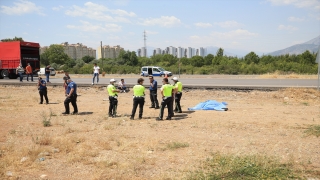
[172,111,195,120]
[76,112,93,115]
[47,102,59,104]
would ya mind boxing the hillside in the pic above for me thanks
[269,35,320,56]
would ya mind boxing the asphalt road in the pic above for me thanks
[1,74,319,90]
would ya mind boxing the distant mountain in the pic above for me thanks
[268,35,320,56]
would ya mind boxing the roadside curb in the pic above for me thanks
[0,82,316,91]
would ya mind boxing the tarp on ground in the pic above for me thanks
[188,100,228,111]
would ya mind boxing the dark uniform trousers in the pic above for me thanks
[131,97,145,118]
[159,96,173,119]
[149,90,159,108]
[109,96,118,116]
[64,94,78,113]
[174,92,182,112]
[39,89,49,104]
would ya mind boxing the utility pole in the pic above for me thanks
[143,30,147,57]
[316,47,320,90]
[179,58,181,78]
[100,41,103,69]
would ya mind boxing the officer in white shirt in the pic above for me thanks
[92,63,100,85]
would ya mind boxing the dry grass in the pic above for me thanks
[260,71,318,79]
[0,85,319,179]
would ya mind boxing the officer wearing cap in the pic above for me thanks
[149,75,160,109]
[107,79,120,117]
[156,78,176,121]
[130,78,145,120]
[62,77,78,115]
[37,77,49,104]
[172,77,183,113]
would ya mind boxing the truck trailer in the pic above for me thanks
[0,41,40,79]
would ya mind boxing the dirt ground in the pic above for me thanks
[0,84,320,179]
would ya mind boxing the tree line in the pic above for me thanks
[2,37,318,75]
[41,44,318,75]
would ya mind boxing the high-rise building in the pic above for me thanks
[141,47,147,57]
[192,48,196,57]
[187,47,192,58]
[137,49,141,57]
[137,47,147,57]
[97,45,123,59]
[168,46,177,57]
[152,46,206,58]
[155,48,161,55]
[199,47,206,57]
[177,47,184,58]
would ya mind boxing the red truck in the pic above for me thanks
[0,41,40,79]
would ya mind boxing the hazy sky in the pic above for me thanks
[0,0,319,55]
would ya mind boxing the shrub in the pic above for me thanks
[188,153,299,179]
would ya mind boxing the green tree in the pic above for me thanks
[213,48,224,65]
[66,59,76,68]
[118,50,138,66]
[1,36,24,42]
[128,51,138,66]
[216,48,224,57]
[40,44,70,65]
[82,55,95,63]
[161,54,177,66]
[180,57,190,66]
[300,50,315,64]
[190,56,204,67]
[40,53,50,66]
[204,54,214,66]
[244,52,260,64]
[118,50,129,62]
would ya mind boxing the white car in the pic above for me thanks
[38,67,56,76]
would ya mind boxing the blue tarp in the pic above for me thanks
[188,100,228,111]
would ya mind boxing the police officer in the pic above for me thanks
[156,78,176,121]
[149,75,160,109]
[172,77,183,113]
[38,77,49,104]
[107,79,120,117]
[62,77,78,115]
[130,78,145,120]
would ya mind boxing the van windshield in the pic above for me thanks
[158,67,165,71]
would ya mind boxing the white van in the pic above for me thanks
[37,67,56,76]
[140,66,172,77]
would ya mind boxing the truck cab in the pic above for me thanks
[140,66,172,77]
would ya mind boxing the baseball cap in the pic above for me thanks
[110,78,116,82]
[172,77,178,81]
[148,75,153,78]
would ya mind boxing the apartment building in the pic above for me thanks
[40,42,96,60]
[97,45,123,59]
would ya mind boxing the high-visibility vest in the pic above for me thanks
[175,81,183,92]
[162,84,174,97]
[133,85,145,96]
[107,84,117,96]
